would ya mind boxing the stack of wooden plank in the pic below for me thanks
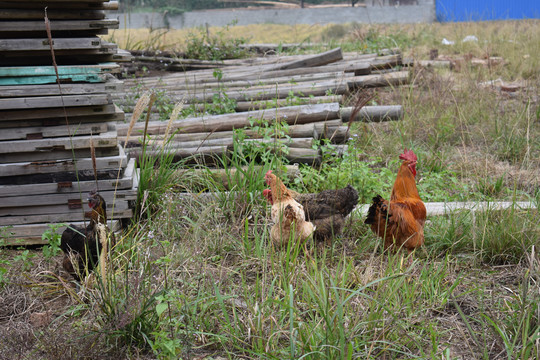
[0,0,127,66]
[0,0,135,244]
[113,47,406,166]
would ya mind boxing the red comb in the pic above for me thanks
[399,149,417,162]
[265,170,273,176]
[262,189,273,204]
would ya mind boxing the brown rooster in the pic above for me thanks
[364,149,426,255]
[60,191,112,281]
[264,170,315,248]
[263,171,358,244]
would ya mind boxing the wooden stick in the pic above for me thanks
[116,103,341,136]
[340,105,403,122]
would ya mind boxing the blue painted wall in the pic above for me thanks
[437,0,540,22]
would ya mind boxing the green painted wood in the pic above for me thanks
[0,63,117,77]
[0,74,103,85]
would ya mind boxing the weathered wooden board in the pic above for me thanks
[0,76,123,98]
[0,1,118,10]
[0,130,117,154]
[348,71,410,89]
[0,64,119,85]
[1,45,118,58]
[0,198,134,218]
[128,136,315,150]
[0,187,137,209]
[0,19,118,32]
[0,37,103,52]
[117,79,348,112]
[0,9,106,20]
[0,158,135,197]
[0,209,132,228]
[0,199,131,217]
[1,145,120,164]
[354,201,537,218]
[117,103,341,136]
[340,105,404,122]
[0,104,119,122]
[123,60,369,89]
[114,71,348,95]
[128,145,322,166]
[0,122,110,141]
[0,63,118,77]
[1,0,110,3]
[266,47,343,71]
[0,74,105,85]
[0,94,110,110]
[121,121,328,146]
[0,146,127,177]
[1,220,122,245]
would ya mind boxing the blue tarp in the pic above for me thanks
[437,0,540,22]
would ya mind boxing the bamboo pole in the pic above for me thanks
[117,103,341,136]
[340,105,403,122]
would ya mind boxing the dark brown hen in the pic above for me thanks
[60,191,110,281]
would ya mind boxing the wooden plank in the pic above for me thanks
[0,146,120,164]
[0,104,118,122]
[0,131,120,156]
[0,188,137,209]
[0,209,132,227]
[0,146,127,177]
[0,53,123,67]
[1,220,122,245]
[348,71,410,89]
[0,199,131,217]
[0,37,103,51]
[1,45,117,57]
[0,112,124,129]
[129,137,315,150]
[117,103,341,136]
[0,94,110,110]
[354,201,537,218]
[0,158,135,197]
[0,9,106,20]
[0,76,123,98]
[117,79,348,110]
[121,122,324,146]
[0,122,110,141]
[114,71,348,95]
[123,59,370,89]
[0,19,119,32]
[340,105,404,122]
[0,63,118,77]
[0,1,118,10]
[0,74,104,85]
[1,0,110,2]
[267,47,343,71]
[235,95,343,112]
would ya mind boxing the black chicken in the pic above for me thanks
[263,183,358,244]
[60,191,110,281]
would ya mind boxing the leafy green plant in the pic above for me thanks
[13,249,36,272]
[41,223,64,259]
